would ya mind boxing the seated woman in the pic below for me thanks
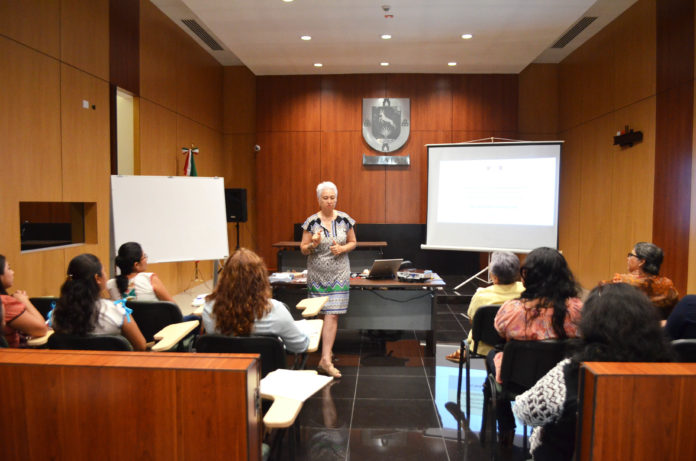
[601,242,678,318]
[490,247,583,445]
[446,251,524,362]
[665,294,696,340]
[202,248,309,354]
[513,283,673,461]
[51,254,146,351]
[1,254,48,347]
[106,242,174,302]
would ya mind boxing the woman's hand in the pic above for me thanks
[12,289,30,306]
[311,230,322,246]
[330,239,343,255]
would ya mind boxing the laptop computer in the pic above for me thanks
[365,258,403,279]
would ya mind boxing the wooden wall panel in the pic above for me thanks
[575,116,614,288]
[0,0,60,58]
[177,116,224,178]
[139,100,178,175]
[255,131,321,266]
[386,75,453,131]
[321,131,386,224]
[176,38,223,132]
[612,0,657,110]
[556,126,583,277]
[60,64,111,267]
[321,74,385,131]
[256,76,322,132]
[385,131,451,223]
[224,66,257,134]
[518,64,558,136]
[140,0,180,111]
[61,0,109,81]
[452,74,517,132]
[109,0,140,94]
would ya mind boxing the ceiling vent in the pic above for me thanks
[181,19,224,51]
[551,16,597,48]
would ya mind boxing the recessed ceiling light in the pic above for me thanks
[381,34,392,40]
[300,35,311,41]
[282,0,294,3]
[448,62,457,66]
[380,62,389,66]
[314,63,323,67]
[461,34,473,39]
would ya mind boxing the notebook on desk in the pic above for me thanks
[365,258,403,279]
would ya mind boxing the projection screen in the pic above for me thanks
[422,141,562,253]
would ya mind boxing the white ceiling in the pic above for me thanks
[152,0,638,75]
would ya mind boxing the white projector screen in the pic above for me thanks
[423,142,562,253]
[111,175,229,263]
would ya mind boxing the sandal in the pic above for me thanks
[445,349,466,363]
[317,362,342,379]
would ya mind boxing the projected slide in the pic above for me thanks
[437,157,557,226]
[424,142,562,253]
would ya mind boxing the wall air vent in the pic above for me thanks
[181,19,224,51]
[551,16,597,48]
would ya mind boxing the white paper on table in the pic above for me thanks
[294,319,322,337]
[260,369,332,402]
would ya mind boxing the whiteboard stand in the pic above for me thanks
[193,261,204,282]
[454,252,492,291]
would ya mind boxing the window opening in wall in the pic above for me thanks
[20,202,97,252]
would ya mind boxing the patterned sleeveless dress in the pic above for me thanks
[301,211,355,314]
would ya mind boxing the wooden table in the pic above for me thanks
[272,241,388,272]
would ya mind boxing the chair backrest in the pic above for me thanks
[672,339,696,362]
[500,339,568,395]
[195,334,286,378]
[0,334,8,348]
[47,333,133,351]
[126,301,183,343]
[29,297,59,320]
[471,304,504,352]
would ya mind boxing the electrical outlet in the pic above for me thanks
[82,100,89,109]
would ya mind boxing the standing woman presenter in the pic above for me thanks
[301,181,357,378]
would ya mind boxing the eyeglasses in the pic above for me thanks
[627,252,641,259]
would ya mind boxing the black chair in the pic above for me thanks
[481,339,568,447]
[47,333,133,351]
[672,339,696,362]
[195,334,287,378]
[457,304,504,422]
[0,334,8,348]
[29,297,59,320]
[195,333,294,460]
[125,300,189,351]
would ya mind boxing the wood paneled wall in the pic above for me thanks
[0,0,111,295]
[550,0,660,289]
[0,1,256,297]
[255,74,517,268]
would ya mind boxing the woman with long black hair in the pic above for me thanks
[52,253,146,350]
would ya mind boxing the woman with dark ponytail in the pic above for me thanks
[52,253,146,350]
[489,247,583,446]
[106,242,174,303]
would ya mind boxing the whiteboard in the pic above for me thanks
[111,175,229,263]
[423,142,562,253]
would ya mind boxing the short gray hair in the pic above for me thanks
[633,242,664,275]
[489,251,520,285]
[316,181,338,200]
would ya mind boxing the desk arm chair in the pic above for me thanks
[47,333,133,351]
[672,339,696,362]
[29,297,59,320]
[456,304,504,423]
[126,300,193,351]
[481,339,568,448]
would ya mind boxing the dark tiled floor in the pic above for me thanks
[273,296,532,461]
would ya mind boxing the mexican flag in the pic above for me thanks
[182,147,198,176]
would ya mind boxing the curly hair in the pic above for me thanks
[53,254,102,336]
[0,254,8,295]
[520,247,580,339]
[114,242,143,297]
[206,248,271,336]
[573,283,674,363]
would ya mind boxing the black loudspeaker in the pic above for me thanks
[225,188,248,223]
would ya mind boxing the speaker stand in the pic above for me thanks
[235,221,240,250]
